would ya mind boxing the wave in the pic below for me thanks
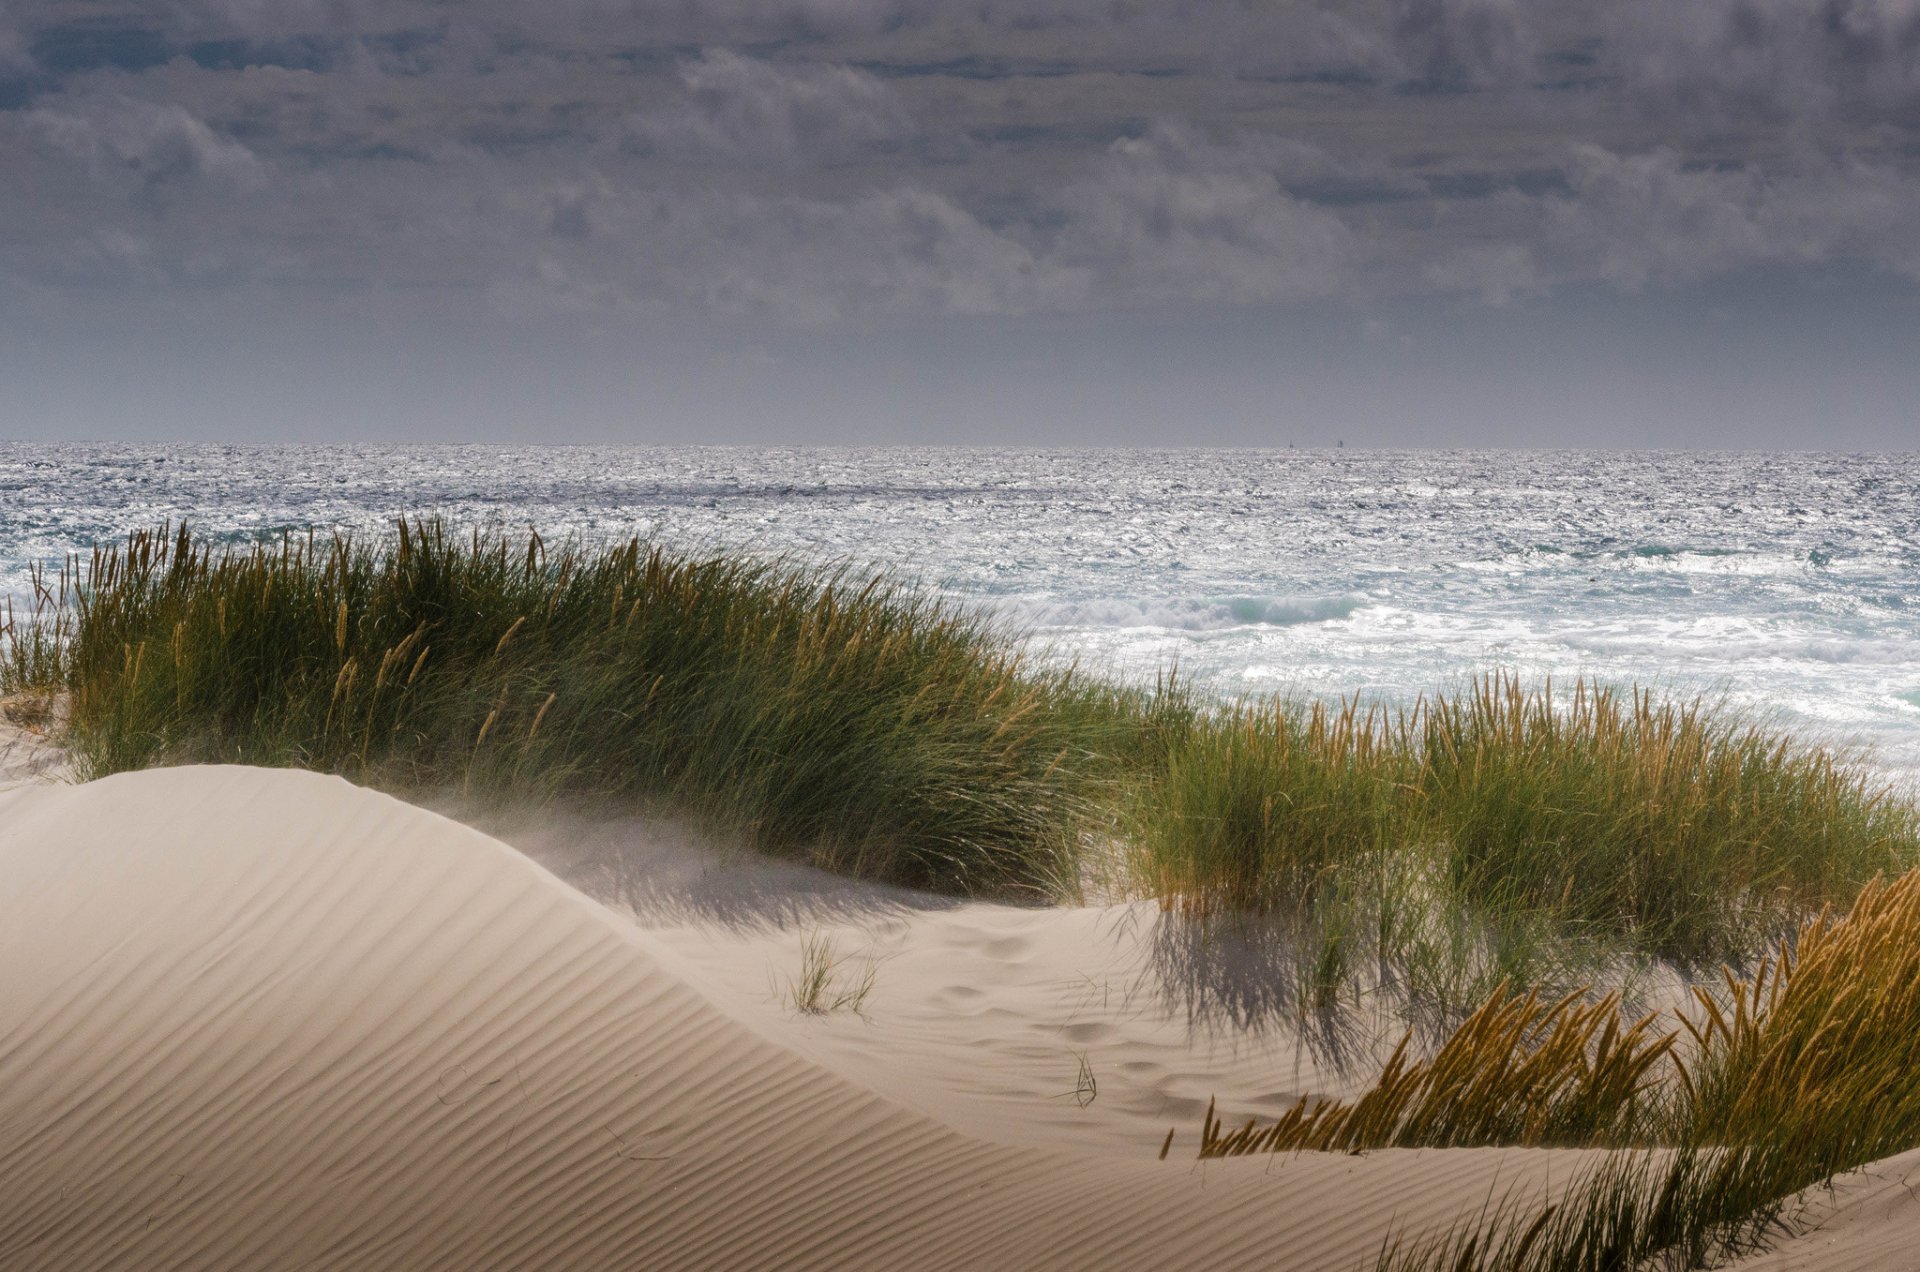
[1010,593,1368,632]
[1559,631,1920,668]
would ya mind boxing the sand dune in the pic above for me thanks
[0,766,1610,1270]
[8,766,1917,1269]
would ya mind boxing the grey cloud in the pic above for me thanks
[24,0,906,48]
[1608,0,1920,125]
[28,93,265,192]
[1422,242,1541,304]
[518,180,1062,321]
[2,0,1918,330]
[6,1,1530,89]
[1050,124,1352,304]
[1422,144,1920,302]
[519,123,1354,318]
[1545,145,1920,287]
[625,50,917,168]
[0,17,29,70]
[1547,146,1781,289]
[1386,0,1536,90]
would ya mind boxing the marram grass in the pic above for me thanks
[1185,866,1920,1270]
[1416,676,1909,966]
[1141,676,1918,969]
[1197,983,1674,1156]
[33,522,1132,896]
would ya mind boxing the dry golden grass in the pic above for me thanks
[1340,866,1920,1270]
[1683,865,1920,1155]
[1197,983,1676,1156]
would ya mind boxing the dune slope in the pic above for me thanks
[2,767,1603,1270]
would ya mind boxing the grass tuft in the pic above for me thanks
[1135,676,1918,1008]
[1197,982,1674,1156]
[785,932,876,1016]
[1353,865,1920,1270]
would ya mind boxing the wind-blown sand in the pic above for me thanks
[0,766,1914,1269]
[499,808,1402,1156]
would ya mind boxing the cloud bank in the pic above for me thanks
[3,0,1918,325]
[2,1,1918,446]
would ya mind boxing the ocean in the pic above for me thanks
[5,444,1917,786]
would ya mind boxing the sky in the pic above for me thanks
[2,0,1918,446]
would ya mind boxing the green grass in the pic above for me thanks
[27,522,1134,896]
[1,563,71,697]
[1135,677,1918,1004]
[784,931,876,1015]
[1418,676,1908,967]
[1133,696,1407,915]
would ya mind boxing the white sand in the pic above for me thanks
[1,765,1911,1269]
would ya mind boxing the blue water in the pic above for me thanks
[5,445,1918,785]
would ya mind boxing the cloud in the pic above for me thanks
[1050,124,1353,305]
[523,123,1355,318]
[3,0,1919,328]
[625,50,917,168]
[1423,242,1541,304]
[0,16,29,71]
[1545,146,1782,289]
[1607,0,1920,125]
[28,93,265,192]
[1419,144,1920,300]
[523,179,1064,320]
[1385,0,1537,90]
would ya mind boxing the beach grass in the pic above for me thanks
[0,564,71,700]
[785,931,876,1015]
[1183,866,1920,1269]
[1140,677,1917,965]
[1197,982,1675,1156]
[1417,675,1909,966]
[28,522,1131,896]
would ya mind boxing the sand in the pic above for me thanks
[500,807,1403,1156]
[0,766,1592,1270]
[1,765,1913,1269]
[1719,1147,1920,1269]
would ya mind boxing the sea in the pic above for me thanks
[4,445,1918,788]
